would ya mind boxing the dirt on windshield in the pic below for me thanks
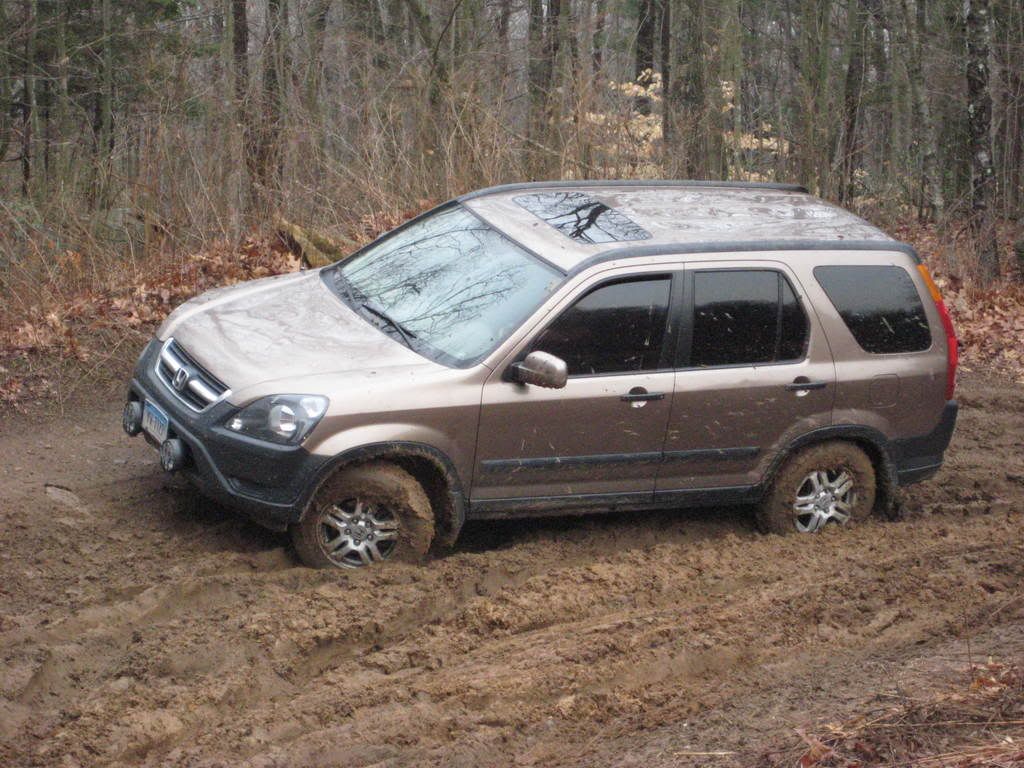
[1,369,1023,767]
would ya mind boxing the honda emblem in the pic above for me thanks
[172,367,191,392]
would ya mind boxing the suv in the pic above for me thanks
[123,181,958,569]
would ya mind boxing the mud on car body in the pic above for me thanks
[124,180,959,569]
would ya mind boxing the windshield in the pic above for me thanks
[326,205,563,366]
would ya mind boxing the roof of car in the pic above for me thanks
[459,180,897,272]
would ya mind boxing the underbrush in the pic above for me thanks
[755,660,1024,767]
[893,221,1024,383]
[1,214,1023,411]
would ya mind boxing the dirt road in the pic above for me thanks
[1,370,1023,767]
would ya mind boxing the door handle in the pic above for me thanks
[620,388,665,403]
[785,378,828,392]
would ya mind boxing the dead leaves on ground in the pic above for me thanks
[0,203,438,407]
[894,222,1024,384]
[763,660,1024,768]
[0,236,302,406]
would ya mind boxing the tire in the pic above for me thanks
[756,441,876,535]
[291,462,434,569]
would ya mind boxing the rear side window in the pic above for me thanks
[814,266,931,353]
[532,277,671,375]
[689,270,809,367]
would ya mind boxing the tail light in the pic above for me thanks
[917,264,958,401]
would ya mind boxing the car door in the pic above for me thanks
[472,270,681,507]
[656,262,836,495]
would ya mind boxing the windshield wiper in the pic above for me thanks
[360,301,417,350]
[332,268,358,306]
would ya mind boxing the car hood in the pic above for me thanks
[157,270,433,392]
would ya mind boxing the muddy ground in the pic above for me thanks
[1,369,1022,768]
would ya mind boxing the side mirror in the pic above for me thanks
[510,351,568,389]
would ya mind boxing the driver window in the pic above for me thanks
[530,276,671,376]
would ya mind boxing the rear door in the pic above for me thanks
[656,261,836,494]
[473,269,680,505]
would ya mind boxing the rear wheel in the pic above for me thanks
[291,462,434,569]
[757,441,875,535]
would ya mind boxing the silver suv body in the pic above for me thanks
[124,181,959,568]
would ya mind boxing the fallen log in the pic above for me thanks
[275,217,359,268]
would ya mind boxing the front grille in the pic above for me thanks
[155,339,230,412]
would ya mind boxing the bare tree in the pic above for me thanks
[966,0,1000,282]
[902,0,944,219]
[838,0,867,204]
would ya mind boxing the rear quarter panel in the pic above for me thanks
[791,250,949,442]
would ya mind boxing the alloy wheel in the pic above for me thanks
[792,468,856,533]
[317,498,400,568]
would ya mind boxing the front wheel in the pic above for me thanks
[756,441,876,535]
[291,462,434,569]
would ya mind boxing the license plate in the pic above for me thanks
[142,401,169,443]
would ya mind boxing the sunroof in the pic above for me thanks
[513,192,652,244]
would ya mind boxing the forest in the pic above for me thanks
[1,0,1022,294]
[4,4,1024,767]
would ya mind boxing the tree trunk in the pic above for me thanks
[659,0,671,151]
[0,1,10,168]
[304,0,332,112]
[721,0,743,179]
[99,0,112,158]
[232,0,249,103]
[497,0,511,79]
[542,0,563,96]
[592,0,607,74]
[798,0,831,194]
[838,0,867,204]
[257,0,286,199]
[689,0,708,177]
[232,0,261,210]
[993,0,1023,217]
[862,0,892,178]
[52,2,70,181]
[965,0,1000,283]
[22,0,38,197]
[636,0,656,82]
[403,0,447,101]
[902,0,944,219]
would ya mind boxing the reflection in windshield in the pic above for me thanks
[329,206,562,366]
[513,191,652,244]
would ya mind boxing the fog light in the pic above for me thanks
[122,401,143,436]
[159,438,188,472]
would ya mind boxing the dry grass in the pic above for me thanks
[2,207,1022,411]
[755,660,1024,767]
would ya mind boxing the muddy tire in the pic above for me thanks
[756,441,876,535]
[291,462,434,569]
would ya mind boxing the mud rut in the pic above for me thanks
[1,370,1023,767]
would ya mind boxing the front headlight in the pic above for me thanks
[225,395,328,445]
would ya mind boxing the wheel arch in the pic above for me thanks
[301,442,468,547]
[762,426,898,515]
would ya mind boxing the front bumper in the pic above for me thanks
[127,340,330,531]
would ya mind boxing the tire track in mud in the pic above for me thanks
[9,505,1024,767]
[140,513,1024,767]
[2,531,613,765]
[2,369,1024,767]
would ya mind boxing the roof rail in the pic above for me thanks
[458,179,809,201]
[567,239,918,276]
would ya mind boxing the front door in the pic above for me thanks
[656,263,836,494]
[473,273,679,505]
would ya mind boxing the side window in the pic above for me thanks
[689,270,809,367]
[814,265,931,353]
[531,276,671,376]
